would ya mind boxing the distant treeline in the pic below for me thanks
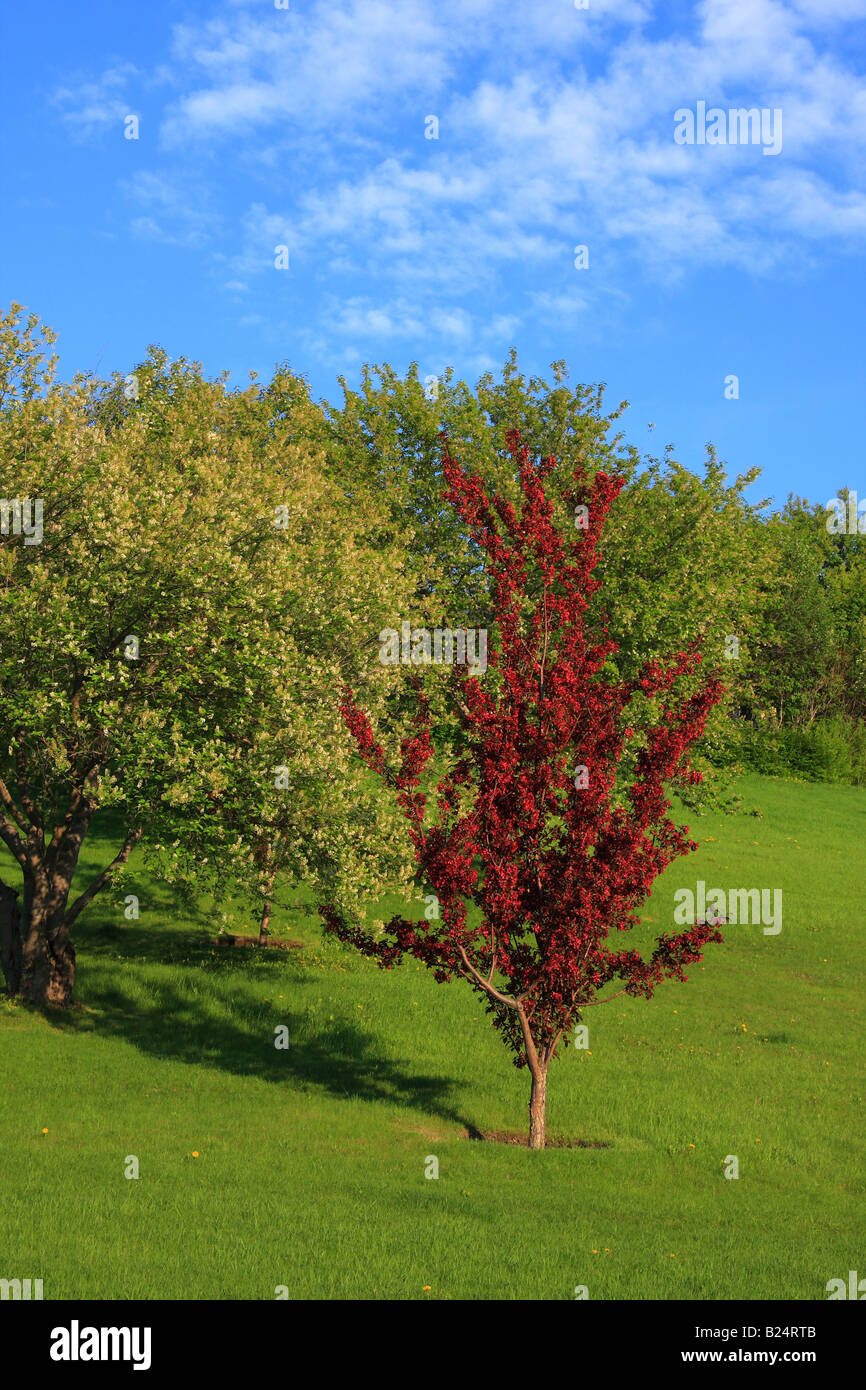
[316,352,866,791]
[8,304,861,1009]
[15,316,866,798]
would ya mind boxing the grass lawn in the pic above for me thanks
[1,774,863,1300]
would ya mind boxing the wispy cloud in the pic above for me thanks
[124,171,217,248]
[54,63,140,136]
[50,0,866,356]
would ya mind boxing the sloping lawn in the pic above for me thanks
[1,775,862,1300]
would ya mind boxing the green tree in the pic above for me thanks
[324,353,768,798]
[0,306,413,1007]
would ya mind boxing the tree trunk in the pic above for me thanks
[2,870,77,1008]
[516,1004,550,1149]
[257,864,278,946]
[22,921,76,1008]
[0,881,22,997]
[258,898,272,946]
[20,890,77,1009]
[528,1060,549,1150]
[0,794,136,1010]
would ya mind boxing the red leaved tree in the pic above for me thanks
[321,431,724,1148]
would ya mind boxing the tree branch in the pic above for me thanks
[0,814,29,868]
[0,774,32,837]
[579,986,629,1007]
[62,828,142,931]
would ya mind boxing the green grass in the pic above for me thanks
[1,774,863,1300]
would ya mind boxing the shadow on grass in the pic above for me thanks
[38,919,483,1137]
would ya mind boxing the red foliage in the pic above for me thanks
[320,431,724,1135]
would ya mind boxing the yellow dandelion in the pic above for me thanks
[192,1150,200,1157]
[422,1285,432,1292]
[41,1127,49,1134]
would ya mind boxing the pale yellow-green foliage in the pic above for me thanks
[0,304,415,929]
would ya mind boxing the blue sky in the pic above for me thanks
[3,0,865,509]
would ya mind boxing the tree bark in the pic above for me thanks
[257,864,278,946]
[0,880,22,997]
[0,775,139,1008]
[515,1003,550,1149]
[19,880,77,1008]
[528,1060,548,1150]
[258,898,272,946]
[1,826,139,1008]
[19,824,140,1007]
[21,925,76,1008]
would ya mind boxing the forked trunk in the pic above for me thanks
[22,917,76,1008]
[0,797,136,1010]
[0,875,77,1008]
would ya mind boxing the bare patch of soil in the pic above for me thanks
[466,1128,612,1149]
[212,934,302,951]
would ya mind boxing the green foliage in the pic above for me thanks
[0,304,415,951]
[732,716,866,786]
[2,301,862,989]
[323,351,865,793]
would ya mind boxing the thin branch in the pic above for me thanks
[14,737,42,833]
[0,816,28,868]
[455,942,520,1009]
[578,987,630,1007]
[486,948,498,986]
[62,828,142,931]
[0,774,32,837]
[544,1026,565,1067]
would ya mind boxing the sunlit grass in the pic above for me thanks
[1,774,863,1299]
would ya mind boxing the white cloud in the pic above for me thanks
[52,0,866,356]
[54,63,140,135]
[530,291,590,322]
[124,171,216,248]
[161,1,451,143]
